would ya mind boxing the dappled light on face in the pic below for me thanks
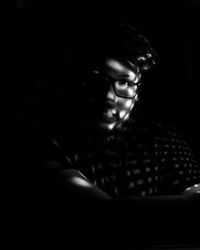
[124,113,129,121]
[114,84,137,99]
[107,122,116,130]
[106,58,138,82]
[72,177,92,187]
[125,99,133,108]
[115,81,127,90]
[134,94,139,101]
[119,110,126,119]
[107,90,115,99]
[111,109,117,115]
[106,59,125,72]
[134,73,141,83]
[127,87,135,97]
[128,71,137,82]
[106,58,140,83]
[131,102,135,110]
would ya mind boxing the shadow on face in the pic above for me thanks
[82,56,141,131]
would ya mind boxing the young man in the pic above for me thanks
[40,21,200,248]
[46,22,200,199]
[4,21,200,249]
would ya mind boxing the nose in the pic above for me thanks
[106,85,117,102]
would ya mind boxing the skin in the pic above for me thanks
[84,57,141,131]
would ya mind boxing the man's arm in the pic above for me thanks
[54,168,111,202]
[48,169,200,247]
[182,183,200,195]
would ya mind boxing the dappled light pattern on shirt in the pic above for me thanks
[47,119,200,197]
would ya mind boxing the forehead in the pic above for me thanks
[99,57,140,80]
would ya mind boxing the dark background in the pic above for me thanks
[1,0,200,157]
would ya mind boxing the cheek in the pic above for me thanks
[118,99,134,112]
[116,99,135,119]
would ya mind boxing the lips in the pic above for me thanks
[101,109,118,123]
[87,99,118,124]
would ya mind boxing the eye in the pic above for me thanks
[115,81,133,89]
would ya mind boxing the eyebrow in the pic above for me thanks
[115,73,137,81]
[92,70,139,83]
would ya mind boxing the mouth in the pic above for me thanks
[101,109,118,123]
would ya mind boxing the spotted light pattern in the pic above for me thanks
[44,119,200,198]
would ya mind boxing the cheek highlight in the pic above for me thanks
[115,98,134,120]
[125,99,133,108]
[119,110,127,119]
[124,113,130,121]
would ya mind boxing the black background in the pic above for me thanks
[1,0,200,157]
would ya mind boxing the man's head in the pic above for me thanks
[73,21,157,131]
[82,56,141,130]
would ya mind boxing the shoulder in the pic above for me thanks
[151,121,194,158]
[148,121,200,194]
[125,118,191,147]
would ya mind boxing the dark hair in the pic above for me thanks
[73,21,157,74]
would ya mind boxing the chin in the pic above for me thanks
[104,122,116,131]
[98,119,126,131]
[94,120,116,131]
[88,115,126,132]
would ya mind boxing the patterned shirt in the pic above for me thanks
[34,118,200,198]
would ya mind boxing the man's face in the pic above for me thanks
[83,57,141,131]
